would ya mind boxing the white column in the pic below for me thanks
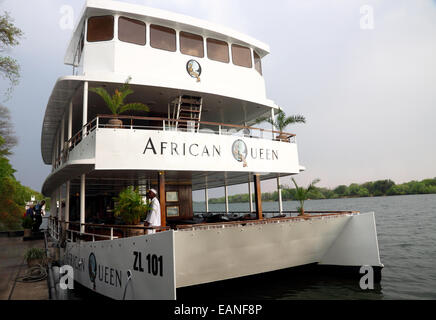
[277,176,283,214]
[205,188,209,213]
[58,186,63,236]
[68,101,73,146]
[80,174,86,234]
[60,115,65,152]
[248,178,254,213]
[65,181,70,229]
[271,108,276,134]
[225,185,229,214]
[82,81,88,136]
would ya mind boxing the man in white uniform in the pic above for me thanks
[144,189,161,234]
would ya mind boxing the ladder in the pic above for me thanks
[171,95,203,133]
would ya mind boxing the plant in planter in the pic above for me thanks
[113,186,150,237]
[256,109,306,141]
[89,76,150,127]
[24,248,46,267]
[292,178,320,216]
[22,216,34,237]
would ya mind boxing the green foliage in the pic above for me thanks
[114,186,150,225]
[89,76,150,116]
[0,11,24,99]
[256,109,306,133]
[24,248,45,261]
[206,177,436,204]
[0,135,48,232]
[22,215,33,229]
[292,178,320,215]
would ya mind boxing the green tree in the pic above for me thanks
[0,104,17,155]
[0,11,24,99]
[256,109,306,135]
[292,178,320,216]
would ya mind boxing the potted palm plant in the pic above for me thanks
[113,186,150,237]
[89,76,150,128]
[292,178,320,216]
[257,109,306,141]
[24,248,46,267]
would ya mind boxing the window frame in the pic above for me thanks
[206,38,230,63]
[150,24,177,52]
[118,16,146,46]
[231,44,253,69]
[86,15,115,43]
[179,31,204,58]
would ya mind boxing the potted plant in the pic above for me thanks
[114,186,150,237]
[24,248,46,267]
[292,178,320,216]
[22,216,33,237]
[89,76,150,127]
[257,109,306,141]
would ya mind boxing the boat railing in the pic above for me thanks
[175,211,360,231]
[54,115,297,169]
[47,216,170,243]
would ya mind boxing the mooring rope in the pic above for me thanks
[16,264,48,283]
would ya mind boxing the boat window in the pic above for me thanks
[118,16,146,45]
[180,31,204,58]
[232,44,252,68]
[87,16,114,42]
[254,51,262,75]
[150,24,176,52]
[207,38,229,63]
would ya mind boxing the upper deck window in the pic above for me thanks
[254,51,262,75]
[150,24,176,52]
[207,38,229,63]
[180,32,204,58]
[118,17,146,45]
[87,16,114,42]
[232,44,252,68]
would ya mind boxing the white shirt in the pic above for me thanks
[145,197,161,227]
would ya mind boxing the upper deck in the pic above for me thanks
[65,0,274,108]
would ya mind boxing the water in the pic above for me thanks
[188,194,436,300]
[69,194,436,300]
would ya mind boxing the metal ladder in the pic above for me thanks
[171,95,203,132]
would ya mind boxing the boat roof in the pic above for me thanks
[65,0,270,66]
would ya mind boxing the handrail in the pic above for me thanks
[175,211,358,230]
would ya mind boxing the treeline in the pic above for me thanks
[208,178,436,204]
[0,105,48,231]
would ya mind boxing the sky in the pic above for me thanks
[1,0,435,201]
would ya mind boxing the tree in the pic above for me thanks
[292,178,320,216]
[0,104,17,154]
[0,11,24,99]
[257,109,306,136]
[89,76,150,117]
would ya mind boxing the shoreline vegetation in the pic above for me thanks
[204,178,436,204]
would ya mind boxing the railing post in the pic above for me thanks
[218,125,222,135]
[110,228,113,240]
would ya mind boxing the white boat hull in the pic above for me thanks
[63,212,382,300]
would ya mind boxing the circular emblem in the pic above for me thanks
[88,253,97,284]
[232,140,248,167]
[186,60,201,82]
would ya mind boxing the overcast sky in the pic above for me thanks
[1,0,435,200]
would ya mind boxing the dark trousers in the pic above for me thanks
[33,215,42,232]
